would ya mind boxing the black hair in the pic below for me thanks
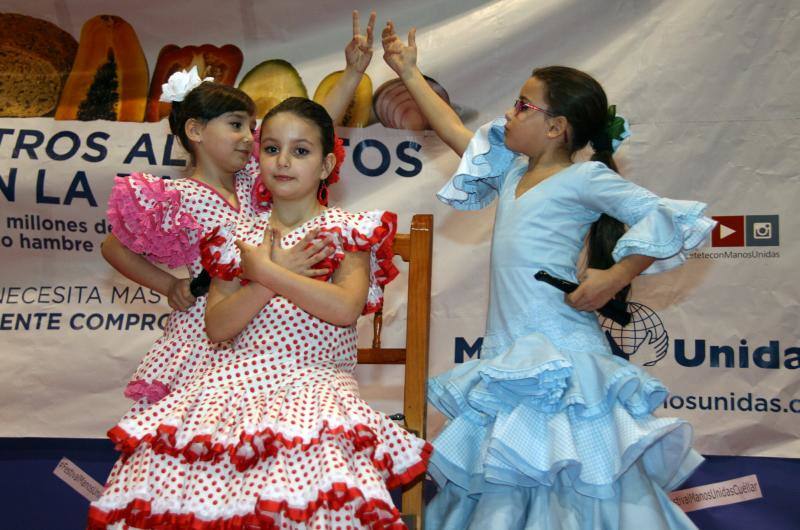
[261,97,337,202]
[261,97,335,156]
[532,66,630,301]
[168,82,256,165]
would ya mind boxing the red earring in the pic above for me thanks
[316,181,329,206]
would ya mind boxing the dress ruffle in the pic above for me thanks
[428,331,701,502]
[436,118,519,211]
[613,198,716,274]
[107,173,202,268]
[320,209,399,314]
[89,492,407,530]
[93,364,430,529]
[110,364,428,476]
[200,223,247,281]
[88,441,428,530]
[427,458,700,530]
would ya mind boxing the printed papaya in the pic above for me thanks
[55,15,148,122]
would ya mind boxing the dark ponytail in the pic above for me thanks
[532,66,629,302]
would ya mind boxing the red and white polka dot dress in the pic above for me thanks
[107,156,261,403]
[89,207,432,529]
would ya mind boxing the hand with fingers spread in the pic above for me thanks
[167,277,196,311]
[346,10,376,74]
[320,10,377,125]
[234,226,276,283]
[272,228,336,279]
[381,20,417,79]
[565,267,626,312]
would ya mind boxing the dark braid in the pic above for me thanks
[532,66,629,301]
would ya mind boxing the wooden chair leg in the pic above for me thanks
[402,477,424,530]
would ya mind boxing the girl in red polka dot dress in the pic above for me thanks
[102,11,379,405]
[102,70,265,404]
[88,96,431,530]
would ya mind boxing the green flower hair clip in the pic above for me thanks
[606,105,631,153]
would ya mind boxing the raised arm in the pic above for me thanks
[381,21,473,155]
[319,10,376,125]
[101,233,195,311]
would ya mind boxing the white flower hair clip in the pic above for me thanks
[159,66,214,103]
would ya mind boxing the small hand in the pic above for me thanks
[381,20,417,78]
[272,228,335,278]
[167,277,196,311]
[345,10,376,74]
[566,268,625,312]
[234,226,276,282]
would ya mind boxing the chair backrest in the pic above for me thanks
[357,213,433,530]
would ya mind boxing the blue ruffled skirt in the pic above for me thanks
[426,331,701,530]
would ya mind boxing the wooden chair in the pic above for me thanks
[358,214,433,530]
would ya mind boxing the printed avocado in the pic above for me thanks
[238,59,307,117]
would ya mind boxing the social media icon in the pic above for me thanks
[753,222,771,239]
[746,215,780,246]
[712,216,744,247]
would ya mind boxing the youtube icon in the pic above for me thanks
[712,216,745,247]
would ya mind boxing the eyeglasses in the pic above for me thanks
[512,98,569,144]
[513,98,555,117]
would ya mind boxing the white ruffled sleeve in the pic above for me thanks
[436,118,519,210]
[578,162,717,274]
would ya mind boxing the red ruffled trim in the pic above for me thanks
[381,441,432,490]
[310,250,340,283]
[319,211,399,315]
[98,423,429,530]
[107,173,202,268]
[87,443,430,530]
[199,225,243,281]
[109,418,413,475]
[88,484,407,530]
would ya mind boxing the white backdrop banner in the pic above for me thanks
[0,0,797,461]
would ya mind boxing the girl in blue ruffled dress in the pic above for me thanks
[382,22,715,530]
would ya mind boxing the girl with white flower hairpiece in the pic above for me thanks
[88,11,432,528]
[381,22,716,530]
[100,10,377,407]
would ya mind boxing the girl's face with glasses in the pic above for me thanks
[504,77,567,155]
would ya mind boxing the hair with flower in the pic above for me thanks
[164,70,255,166]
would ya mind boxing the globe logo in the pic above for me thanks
[599,302,669,366]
